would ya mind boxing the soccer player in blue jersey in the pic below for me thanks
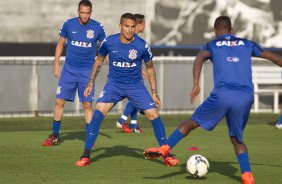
[115,14,146,133]
[42,0,106,146]
[144,16,282,184]
[75,13,179,167]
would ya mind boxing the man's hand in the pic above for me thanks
[190,83,200,104]
[152,93,161,109]
[53,62,61,78]
[84,82,93,97]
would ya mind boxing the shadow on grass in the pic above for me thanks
[59,131,114,143]
[143,158,282,182]
[89,145,149,163]
[143,160,241,182]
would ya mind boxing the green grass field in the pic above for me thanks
[0,113,281,184]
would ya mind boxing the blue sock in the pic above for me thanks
[52,120,61,136]
[124,102,135,115]
[279,115,282,124]
[130,109,138,129]
[131,109,137,120]
[84,110,105,150]
[237,153,251,173]
[118,116,127,124]
[85,123,89,132]
[150,116,167,146]
[118,102,136,124]
[167,129,184,149]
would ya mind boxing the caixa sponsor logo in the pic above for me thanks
[113,61,137,68]
[227,57,239,62]
[71,41,92,48]
[216,40,245,47]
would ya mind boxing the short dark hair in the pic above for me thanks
[134,14,145,24]
[120,13,136,24]
[78,0,92,10]
[214,16,232,31]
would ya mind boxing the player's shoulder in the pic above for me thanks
[134,34,147,44]
[89,19,104,28]
[105,33,120,42]
[66,17,78,24]
[133,34,150,49]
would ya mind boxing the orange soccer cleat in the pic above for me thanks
[163,153,180,166]
[241,172,255,184]
[143,144,171,160]
[121,123,133,133]
[75,157,90,167]
[132,127,144,133]
[42,135,60,146]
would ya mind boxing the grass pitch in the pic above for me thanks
[0,113,281,184]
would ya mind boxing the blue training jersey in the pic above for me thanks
[59,17,106,69]
[98,33,153,85]
[202,34,263,93]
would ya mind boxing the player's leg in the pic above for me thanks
[276,114,282,129]
[52,98,65,136]
[130,108,144,133]
[144,89,226,164]
[226,91,254,184]
[78,68,95,131]
[82,102,93,131]
[143,108,180,166]
[42,98,65,146]
[76,102,114,167]
[116,101,135,133]
[144,108,166,145]
[130,107,138,129]
[116,101,143,133]
[76,83,124,166]
[42,66,77,146]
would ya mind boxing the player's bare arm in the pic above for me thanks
[191,50,210,103]
[84,54,105,97]
[145,60,161,108]
[53,37,66,78]
[260,51,282,67]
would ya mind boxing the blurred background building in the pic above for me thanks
[1,0,282,47]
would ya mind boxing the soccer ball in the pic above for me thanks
[186,154,209,177]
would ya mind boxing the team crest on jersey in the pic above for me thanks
[128,49,137,60]
[87,29,94,39]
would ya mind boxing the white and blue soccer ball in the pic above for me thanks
[186,154,209,177]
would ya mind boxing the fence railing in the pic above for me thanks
[0,56,280,117]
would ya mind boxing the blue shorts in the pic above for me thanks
[96,82,156,111]
[192,88,253,143]
[56,65,94,102]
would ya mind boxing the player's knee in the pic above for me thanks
[55,99,65,108]
[230,137,248,154]
[145,109,159,120]
[82,102,93,111]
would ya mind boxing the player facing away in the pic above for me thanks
[115,14,147,133]
[42,0,106,146]
[75,13,179,167]
[143,16,282,184]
